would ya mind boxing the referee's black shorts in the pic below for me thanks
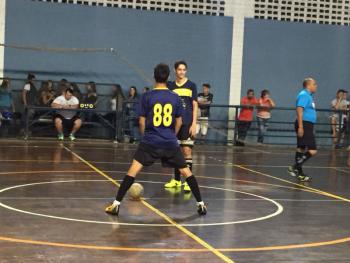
[295,120,317,150]
[133,143,187,169]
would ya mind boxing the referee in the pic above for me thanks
[288,78,318,182]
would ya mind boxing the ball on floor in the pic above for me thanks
[128,183,144,201]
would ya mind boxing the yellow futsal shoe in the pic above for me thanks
[164,179,182,188]
[105,201,120,216]
[183,182,191,192]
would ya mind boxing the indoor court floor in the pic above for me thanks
[0,140,350,263]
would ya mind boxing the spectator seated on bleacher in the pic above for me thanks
[38,80,55,107]
[82,81,98,122]
[71,83,83,102]
[331,89,349,145]
[0,79,15,115]
[51,87,81,141]
[0,78,15,125]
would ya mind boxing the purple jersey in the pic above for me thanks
[139,87,183,148]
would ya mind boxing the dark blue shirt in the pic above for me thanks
[168,80,197,125]
[126,96,139,117]
[139,87,183,148]
[296,89,317,123]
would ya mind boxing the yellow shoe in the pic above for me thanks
[183,182,191,192]
[105,201,120,216]
[164,179,181,188]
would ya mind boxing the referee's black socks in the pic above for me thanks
[116,175,135,202]
[185,175,202,203]
[295,152,303,164]
[295,151,313,171]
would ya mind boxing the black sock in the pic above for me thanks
[186,158,193,172]
[174,169,181,181]
[116,175,135,202]
[294,151,304,172]
[186,175,202,202]
[298,152,312,166]
[295,151,303,165]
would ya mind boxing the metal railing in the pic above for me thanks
[120,103,347,146]
[0,76,347,146]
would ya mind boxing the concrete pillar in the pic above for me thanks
[225,0,254,141]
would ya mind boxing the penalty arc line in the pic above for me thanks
[63,146,235,263]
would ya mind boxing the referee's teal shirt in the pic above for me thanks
[296,89,317,124]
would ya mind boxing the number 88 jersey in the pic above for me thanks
[139,87,183,149]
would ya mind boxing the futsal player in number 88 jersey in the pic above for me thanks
[164,61,198,192]
[105,63,207,216]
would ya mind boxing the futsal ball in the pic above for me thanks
[128,183,144,201]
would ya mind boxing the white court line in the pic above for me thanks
[0,159,346,170]
[0,143,336,156]
[0,197,344,202]
[244,147,271,154]
[0,179,283,227]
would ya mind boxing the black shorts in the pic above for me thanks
[295,121,317,150]
[133,143,187,169]
[177,124,194,147]
[53,114,80,129]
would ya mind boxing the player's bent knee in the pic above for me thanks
[181,147,192,157]
[54,118,62,125]
[309,150,317,156]
[75,119,82,126]
[127,159,144,177]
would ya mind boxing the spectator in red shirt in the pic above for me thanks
[235,89,258,146]
[257,90,276,144]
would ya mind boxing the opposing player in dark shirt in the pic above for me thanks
[165,61,198,192]
[105,63,207,216]
[196,84,213,142]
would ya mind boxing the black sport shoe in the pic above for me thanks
[105,201,120,216]
[298,173,312,182]
[288,165,299,177]
[197,203,207,216]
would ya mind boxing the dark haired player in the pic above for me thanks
[164,61,198,192]
[288,78,318,182]
[105,63,207,216]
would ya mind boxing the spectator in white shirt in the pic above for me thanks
[331,89,349,144]
[21,73,38,107]
[20,74,38,134]
[51,87,81,141]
